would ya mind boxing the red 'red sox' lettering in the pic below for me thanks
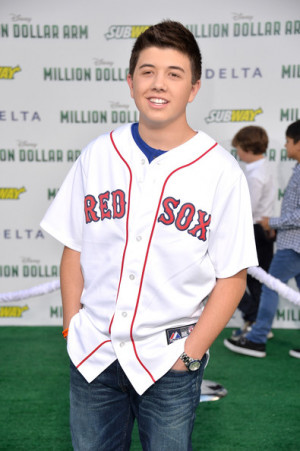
[84,189,126,223]
[158,197,211,241]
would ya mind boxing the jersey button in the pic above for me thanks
[122,312,127,318]
[136,235,142,241]
[129,274,135,280]
[141,158,146,165]
[120,342,125,347]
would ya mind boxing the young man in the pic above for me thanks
[224,120,300,359]
[41,21,257,450]
[230,126,275,340]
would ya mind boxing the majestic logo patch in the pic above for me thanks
[166,323,196,344]
[170,331,181,342]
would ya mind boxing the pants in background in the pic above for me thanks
[247,248,300,344]
[238,224,274,322]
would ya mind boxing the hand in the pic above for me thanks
[171,357,188,371]
[265,228,276,240]
[258,216,270,231]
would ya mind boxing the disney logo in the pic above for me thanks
[17,140,37,148]
[21,257,40,264]
[93,58,114,66]
[232,12,253,21]
[10,13,32,23]
[109,101,129,109]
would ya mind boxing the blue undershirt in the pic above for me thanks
[131,122,167,163]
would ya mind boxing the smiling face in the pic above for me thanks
[127,46,200,132]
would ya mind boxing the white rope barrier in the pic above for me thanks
[0,279,60,302]
[0,266,299,305]
[247,266,300,306]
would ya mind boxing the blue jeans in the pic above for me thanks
[247,249,300,344]
[70,354,207,451]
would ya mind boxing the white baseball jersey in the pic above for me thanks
[41,124,257,395]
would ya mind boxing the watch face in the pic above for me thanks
[189,360,201,371]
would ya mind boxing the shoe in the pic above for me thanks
[289,349,300,359]
[267,330,274,339]
[231,321,254,341]
[231,323,274,341]
[224,337,266,358]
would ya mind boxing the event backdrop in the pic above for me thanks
[0,0,299,326]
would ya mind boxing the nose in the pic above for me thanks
[152,72,166,91]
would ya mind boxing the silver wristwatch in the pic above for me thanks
[180,352,201,372]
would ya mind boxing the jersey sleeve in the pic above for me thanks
[40,156,86,252]
[208,170,258,278]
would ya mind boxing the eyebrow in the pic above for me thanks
[138,63,185,73]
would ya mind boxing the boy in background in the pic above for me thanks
[41,21,257,450]
[230,126,275,340]
[224,120,300,358]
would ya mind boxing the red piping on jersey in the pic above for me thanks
[129,141,218,382]
[108,131,133,334]
[106,132,217,384]
[76,340,111,368]
[75,131,132,370]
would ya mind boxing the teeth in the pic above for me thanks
[149,98,167,104]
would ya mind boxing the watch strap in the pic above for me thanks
[180,351,201,371]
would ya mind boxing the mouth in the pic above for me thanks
[148,97,168,105]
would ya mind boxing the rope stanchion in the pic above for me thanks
[248,266,300,306]
[0,280,60,303]
[0,266,299,305]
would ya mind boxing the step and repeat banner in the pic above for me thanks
[0,0,299,326]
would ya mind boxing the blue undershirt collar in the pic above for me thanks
[131,123,167,163]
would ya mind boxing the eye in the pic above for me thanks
[170,72,180,78]
[141,69,153,76]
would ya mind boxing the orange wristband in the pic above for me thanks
[62,328,69,339]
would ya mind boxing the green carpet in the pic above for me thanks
[0,327,299,450]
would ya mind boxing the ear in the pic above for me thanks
[188,79,201,103]
[127,73,134,98]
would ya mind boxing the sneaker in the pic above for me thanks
[223,337,266,358]
[267,330,274,339]
[289,349,300,359]
[231,323,274,341]
[231,321,254,341]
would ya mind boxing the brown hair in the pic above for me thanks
[232,126,269,155]
[129,20,202,84]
